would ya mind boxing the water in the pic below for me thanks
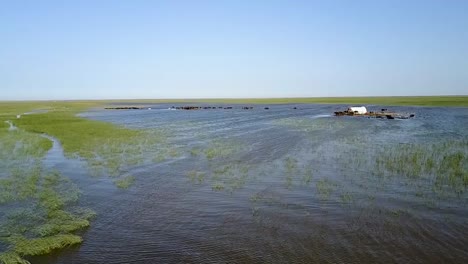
[29,104,468,263]
[4,120,17,131]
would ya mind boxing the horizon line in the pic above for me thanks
[1,95,467,102]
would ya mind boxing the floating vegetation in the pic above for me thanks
[186,170,205,184]
[283,157,299,189]
[114,176,136,189]
[151,146,183,163]
[209,163,251,192]
[203,140,244,160]
[315,179,336,200]
[284,157,298,173]
[212,183,225,191]
[189,147,201,157]
[340,192,354,204]
[301,166,313,185]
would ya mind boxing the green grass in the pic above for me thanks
[1,101,171,190]
[0,101,102,117]
[9,108,168,185]
[13,111,140,159]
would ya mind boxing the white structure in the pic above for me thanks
[348,106,367,114]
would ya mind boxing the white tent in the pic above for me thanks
[348,106,367,114]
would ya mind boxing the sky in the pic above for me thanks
[1,0,467,100]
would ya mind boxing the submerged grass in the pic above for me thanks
[0,169,94,263]
[8,234,82,256]
[0,128,52,171]
[0,104,100,263]
[203,139,244,161]
[0,252,30,264]
[316,179,336,200]
[375,140,468,195]
[114,176,136,189]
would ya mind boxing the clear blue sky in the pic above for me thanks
[1,0,467,100]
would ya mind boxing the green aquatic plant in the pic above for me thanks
[213,165,232,175]
[186,170,205,184]
[0,252,31,264]
[340,192,354,204]
[212,183,225,191]
[168,148,180,158]
[285,175,293,189]
[0,169,94,263]
[205,148,217,160]
[203,140,243,160]
[284,157,298,173]
[114,176,136,189]
[316,179,336,200]
[374,140,467,195]
[0,128,52,172]
[226,174,248,192]
[189,147,201,157]
[7,234,82,256]
[301,166,313,185]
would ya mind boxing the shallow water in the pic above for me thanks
[24,104,468,263]
[4,120,17,131]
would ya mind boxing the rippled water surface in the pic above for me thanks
[32,104,467,263]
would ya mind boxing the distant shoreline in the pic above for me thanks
[1,96,467,107]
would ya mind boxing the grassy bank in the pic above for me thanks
[2,102,171,186]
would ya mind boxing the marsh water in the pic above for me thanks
[30,104,467,263]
